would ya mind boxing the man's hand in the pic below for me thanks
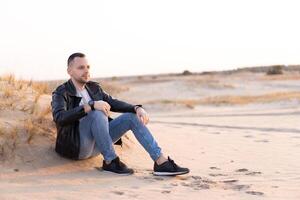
[83,104,92,113]
[135,107,149,125]
[94,100,111,116]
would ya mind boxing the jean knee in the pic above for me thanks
[123,113,140,124]
[89,110,108,122]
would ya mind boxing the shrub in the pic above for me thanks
[266,65,283,75]
[182,70,193,76]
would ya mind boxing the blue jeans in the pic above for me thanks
[78,111,162,162]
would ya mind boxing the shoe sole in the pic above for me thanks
[95,167,134,175]
[153,170,190,176]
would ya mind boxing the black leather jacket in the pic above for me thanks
[51,79,138,160]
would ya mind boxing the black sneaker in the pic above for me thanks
[102,157,134,175]
[153,157,190,176]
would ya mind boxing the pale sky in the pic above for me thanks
[1,0,300,80]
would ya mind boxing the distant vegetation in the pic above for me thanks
[180,65,300,76]
[266,65,283,75]
[182,70,193,76]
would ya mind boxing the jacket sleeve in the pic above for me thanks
[51,89,87,126]
[101,89,140,113]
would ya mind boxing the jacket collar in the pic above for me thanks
[65,79,77,96]
[65,79,97,98]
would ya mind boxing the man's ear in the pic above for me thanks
[67,66,72,76]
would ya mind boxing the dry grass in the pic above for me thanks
[0,124,4,136]
[24,118,36,144]
[9,127,18,149]
[0,74,49,94]
[0,125,19,161]
[34,93,41,103]
[0,75,52,113]
[3,87,14,98]
[0,74,31,90]
[0,74,15,84]
[29,93,42,114]
[0,74,55,142]
[36,105,52,122]
[0,81,16,110]
[0,99,14,110]
[0,74,57,162]
[32,82,50,94]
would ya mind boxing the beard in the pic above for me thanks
[75,75,89,84]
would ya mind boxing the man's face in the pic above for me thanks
[67,57,90,84]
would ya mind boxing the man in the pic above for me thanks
[51,52,189,176]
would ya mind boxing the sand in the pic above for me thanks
[0,72,300,199]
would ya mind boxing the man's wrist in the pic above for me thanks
[88,100,95,111]
[134,105,143,112]
[83,104,92,113]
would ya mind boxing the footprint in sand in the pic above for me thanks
[231,184,251,191]
[223,183,251,191]
[193,184,210,190]
[181,181,210,190]
[172,176,215,190]
[111,191,125,195]
[209,173,228,177]
[209,167,221,170]
[245,171,262,176]
[112,190,139,198]
[254,139,269,143]
[221,179,252,192]
[235,168,262,176]
[181,182,191,187]
[140,176,164,182]
[235,168,249,172]
[194,178,216,190]
[202,178,217,185]
[174,175,257,194]
[244,135,254,138]
[161,190,171,194]
[222,179,238,183]
[153,177,165,181]
[245,191,264,196]
[173,175,255,193]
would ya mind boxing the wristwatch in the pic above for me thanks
[88,100,95,111]
[134,105,143,112]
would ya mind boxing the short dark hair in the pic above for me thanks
[67,52,85,67]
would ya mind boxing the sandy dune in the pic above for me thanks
[0,72,300,199]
